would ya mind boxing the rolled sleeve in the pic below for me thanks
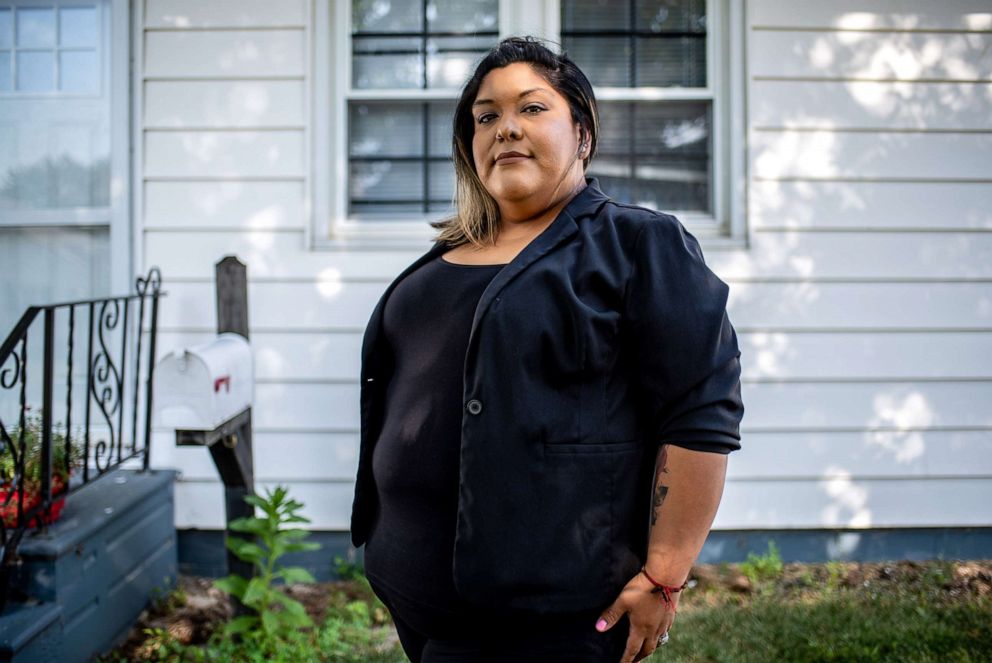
[622,214,744,454]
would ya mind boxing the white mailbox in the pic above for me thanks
[153,333,254,432]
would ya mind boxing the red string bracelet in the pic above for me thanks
[640,565,688,612]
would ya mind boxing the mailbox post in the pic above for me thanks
[152,257,257,615]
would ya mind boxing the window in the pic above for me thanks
[562,0,710,215]
[314,0,744,247]
[0,0,131,333]
[333,0,499,229]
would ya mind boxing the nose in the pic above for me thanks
[495,115,522,142]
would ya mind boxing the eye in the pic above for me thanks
[523,105,544,114]
[477,112,496,125]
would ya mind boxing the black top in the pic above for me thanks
[364,254,507,620]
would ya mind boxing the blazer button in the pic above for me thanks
[466,399,483,415]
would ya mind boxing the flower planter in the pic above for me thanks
[0,412,83,531]
[0,468,178,663]
[0,475,69,528]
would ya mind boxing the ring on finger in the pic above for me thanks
[657,631,670,646]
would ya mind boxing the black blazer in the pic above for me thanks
[350,177,744,615]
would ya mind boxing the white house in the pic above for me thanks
[1,0,990,574]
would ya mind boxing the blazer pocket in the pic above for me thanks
[543,439,641,455]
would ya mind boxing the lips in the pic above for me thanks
[495,151,529,162]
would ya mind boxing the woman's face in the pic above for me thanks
[471,62,586,210]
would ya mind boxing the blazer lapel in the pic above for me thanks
[466,178,609,352]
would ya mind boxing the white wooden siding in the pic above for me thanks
[144,31,305,79]
[752,82,992,132]
[750,31,992,81]
[144,182,306,230]
[750,181,992,230]
[750,0,992,31]
[145,131,306,178]
[145,80,306,128]
[751,132,991,180]
[736,0,992,529]
[138,0,992,532]
[144,0,307,28]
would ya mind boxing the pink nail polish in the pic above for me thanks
[596,619,607,632]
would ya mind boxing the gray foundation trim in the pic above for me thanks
[178,527,992,580]
[698,527,992,564]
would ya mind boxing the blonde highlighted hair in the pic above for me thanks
[429,36,599,248]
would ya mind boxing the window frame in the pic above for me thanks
[0,0,132,292]
[311,0,747,250]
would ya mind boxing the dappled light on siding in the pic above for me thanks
[822,468,871,527]
[316,268,345,298]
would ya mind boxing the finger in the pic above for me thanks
[634,632,658,662]
[653,612,675,642]
[595,601,628,633]
[621,631,648,663]
[651,622,666,645]
[649,623,673,658]
[633,641,656,663]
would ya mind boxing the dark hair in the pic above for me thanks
[430,36,600,247]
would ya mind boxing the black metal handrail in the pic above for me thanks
[0,267,166,610]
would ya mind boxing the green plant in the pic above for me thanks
[798,567,815,588]
[213,485,322,641]
[316,600,377,662]
[740,540,784,587]
[825,559,847,592]
[142,575,185,620]
[0,411,83,488]
[333,554,366,582]
[920,560,949,585]
[137,627,197,662]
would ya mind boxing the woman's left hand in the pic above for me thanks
[595,570,680,662]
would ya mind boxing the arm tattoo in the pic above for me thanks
[650,445,670,527]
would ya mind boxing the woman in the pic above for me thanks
[350,36,744,663]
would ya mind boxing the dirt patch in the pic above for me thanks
[685,559,992,610]
[776,559,992,596]
[109,577,233,658]
[107,575,400,661]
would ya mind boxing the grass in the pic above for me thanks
[656,547,992,663]
[662,582,991,662]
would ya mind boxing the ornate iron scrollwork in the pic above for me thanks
[135,266,162,297]
[91,299,122,474]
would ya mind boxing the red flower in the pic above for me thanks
[0,474,70,528]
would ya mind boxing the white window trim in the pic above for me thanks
[310,0,747,251]
[110,0,130,293]
[0,0,132,292]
